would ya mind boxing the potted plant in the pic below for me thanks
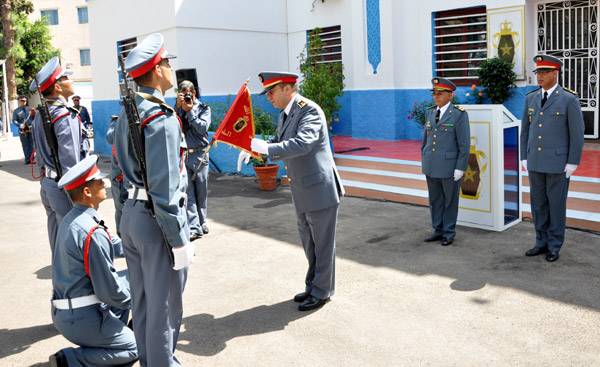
[477,57,517,104]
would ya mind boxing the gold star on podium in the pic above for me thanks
[463,167,477,183]
[500,44,513,57]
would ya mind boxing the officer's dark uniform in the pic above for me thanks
[12,98,34,164]
[521,55,585,262]
[421,78,470,245]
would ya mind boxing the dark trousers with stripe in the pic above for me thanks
[426,176,461,241]
[528,171,570,252]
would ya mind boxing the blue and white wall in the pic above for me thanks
[88,0,542,158]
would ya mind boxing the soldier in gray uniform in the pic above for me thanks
[521,55,585,262]
[12,95,35,164]
[49,155,136,367]
[421,77,470,246]
[30,56,87,253]
[114,33,194,366]
[242,71,344,311]
[106,114,129,236]
[175,80,211,241]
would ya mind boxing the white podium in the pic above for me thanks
[457,104,522,231]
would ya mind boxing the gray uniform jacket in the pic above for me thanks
[113,87,189,248]
[520,85,585,173]
[267,94,344,214]
[32,98,84,173]
[52,204,130,309]
[421,104,470,178]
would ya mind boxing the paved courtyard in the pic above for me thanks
[0,136,599,366]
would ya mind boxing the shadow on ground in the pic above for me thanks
[207,173,600,312]
[0,324,57,359]
[178,300,314,356]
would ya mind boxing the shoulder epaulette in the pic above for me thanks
[427,105,436,110]
[563,87,578,96]
[296,98,308,109]
[136,91,174,113]
[526,87,542,95]
[67,106,80,115]
[159,103,174,113]
[454,105,465,112]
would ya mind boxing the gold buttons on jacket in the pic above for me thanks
[538,136,542,139]
[538,147,542,151]
[432,148,436,152]
[540,112,544,115]
[538,124,543,127]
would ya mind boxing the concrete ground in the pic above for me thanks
[0,135,599,367]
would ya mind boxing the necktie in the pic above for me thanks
[541,91,548,107]
[435,108,441,123]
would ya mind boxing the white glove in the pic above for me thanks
[453,169,464,181]
[237,151,251,172]
[564,164,577,178]
[251,138,269,154]
[522,160,527,171]
[172,243,195,270]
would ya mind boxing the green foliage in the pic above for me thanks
[298,28,345,128]
[253,106,276,138]
[477,57,517,104]
[407,100,435,126]
[14,16,59,95]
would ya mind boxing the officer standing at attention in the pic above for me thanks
[30,56,86,253]
[421,77,470,246]
[521,55,584,262]
[175,80,211,241]
[242,72,344,312]
[12,95,35,164]
[106,114,129,236]
[49,155,136,367]
[114,33,194,366]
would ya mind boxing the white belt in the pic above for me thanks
[52,294,101,310]
[45,167,58,179]
[128,187,148,201]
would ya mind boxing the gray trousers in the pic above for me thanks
[52,304,137,366]
[186,163,208,236]
[426,176,461,241]
[40,177,72,253]
[296,204,339,300]
[110,179,128,236]
[528,171,570,252]
[120,200,188,367]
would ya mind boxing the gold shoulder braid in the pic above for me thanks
[296,98,307,108]
[563,87,578,96]
[454,105,465,112]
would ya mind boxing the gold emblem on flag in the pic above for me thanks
[233,117,248,133]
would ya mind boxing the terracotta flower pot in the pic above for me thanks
[253,164,279,191]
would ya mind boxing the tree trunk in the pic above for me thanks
[1,0,18,103]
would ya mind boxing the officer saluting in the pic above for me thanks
[421,78,470,246]
[49,155,136,367]
[30,57,87,253]
[521,55,585,262]
[113,33,193,366]
[246,72,344,311]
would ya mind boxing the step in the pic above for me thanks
[335,154,600,232]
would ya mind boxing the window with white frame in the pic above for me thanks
[306,25,342,64]
[79,49,91,66]
[433,6,487,85]
[41,9,59,25]
[77,7,88,24]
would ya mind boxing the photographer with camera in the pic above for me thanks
[176,80,211,241]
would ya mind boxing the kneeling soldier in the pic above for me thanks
[49,155,137,367]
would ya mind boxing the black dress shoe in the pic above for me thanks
[190,232,203,242]
[545,251,560,262]
[424,234,443,242]
[525,247,547,257]
[293,291,311,303]
[298,296,330,311]
[201,223,210,234]
[441,239,453,246]
[49,351,68,367]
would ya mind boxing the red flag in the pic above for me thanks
[212,81,258,156]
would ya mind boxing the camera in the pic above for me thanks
[184,93,193,103]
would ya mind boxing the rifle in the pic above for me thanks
[34,76,63,181]
[118,56,154,215]
[118,56,174,265]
